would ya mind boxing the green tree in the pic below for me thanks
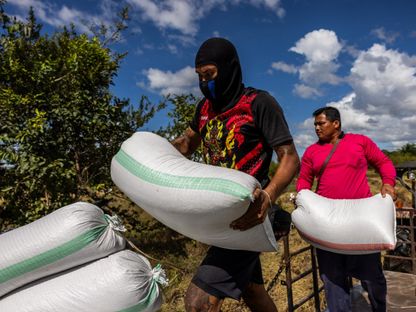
[399,143,416,155]
[0,7,163,227]
[383,143,416,165]
[158,94,202,161]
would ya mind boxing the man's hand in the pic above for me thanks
[171,127,201,157]
[381,183,396,200]
[230,188,271,231]
[230,142,299,231]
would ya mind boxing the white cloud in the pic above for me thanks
[294,84,322,98]
[345,45,361,58]
[134,40,183,56]
[290,29,342,63]
[130,26,142,35]
[141,66,200,96]
[8,0,53,23]
[166,33,196,46]
[127,0,285,36]
[10,0,286,54]
[7,0,118,35]
[135,47,144,55]
[294,133,316,151]
[296,44,416,149]
[329,95,415,149]
[371,27,400,44]
[295,93,414,151]
[167,44,178,54]
[282,29,343,98]
[127,0,198,35]
[271,61,298,74]
[246,0,285,17]
[349,44,416,117]
[326,93,374,131]
[298,61,342,86]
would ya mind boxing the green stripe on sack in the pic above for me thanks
[118,279,159,312]
[0,225,107,284]
[115,149,251,199]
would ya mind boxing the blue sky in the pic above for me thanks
[5,0,416,154]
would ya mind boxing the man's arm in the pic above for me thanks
[171,127,201,157]
[296,148,314,192]
[265,143,300,203]
[230,142,299,231]
[364,135,397,199]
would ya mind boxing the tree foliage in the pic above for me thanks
[0,6,164,227]
[158,94,202,161]
[383,143,416,165]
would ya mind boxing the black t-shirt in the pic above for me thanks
[191,88,292,148]
[190,88,293,186]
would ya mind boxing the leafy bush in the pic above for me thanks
[0,6,164,228]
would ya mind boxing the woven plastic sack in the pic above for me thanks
[111,131,277,252]
[0,250,166,312]
[0,202,126,297]
[292,190,396,254]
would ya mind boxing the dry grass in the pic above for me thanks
[158,227,326,312]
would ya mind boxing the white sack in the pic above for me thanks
[0,202,126,297]
[111,131,277,252]
[292,190,396,254]
[0,250,165,312]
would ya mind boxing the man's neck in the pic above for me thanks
[319,131,342,145]
[329,131,342,144]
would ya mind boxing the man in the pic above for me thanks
[296,106,396,312]
[172,37,299,312]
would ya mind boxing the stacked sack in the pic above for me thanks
[292,190,397,254]
[0,202,166,312]
[111,131,277,252]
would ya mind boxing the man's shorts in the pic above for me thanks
[191,246,263,300]
[190,204,291,300]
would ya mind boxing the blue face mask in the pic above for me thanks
[199,79,216,101]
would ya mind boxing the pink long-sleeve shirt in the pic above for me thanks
[296,133,396,199]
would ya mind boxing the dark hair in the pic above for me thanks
[313,106,341,128]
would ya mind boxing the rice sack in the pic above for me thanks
[292,189,396,254]
[0,202,126,297]
[111,131,277,252]
[0,250,165,312]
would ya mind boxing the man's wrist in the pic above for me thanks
[264,186,278,204]
[261,190,273,209]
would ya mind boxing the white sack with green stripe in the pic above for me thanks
[111,132,277,252]
[0,250,165,312]
[0,202,126,298]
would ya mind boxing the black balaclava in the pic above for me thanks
[195,37,244,112]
